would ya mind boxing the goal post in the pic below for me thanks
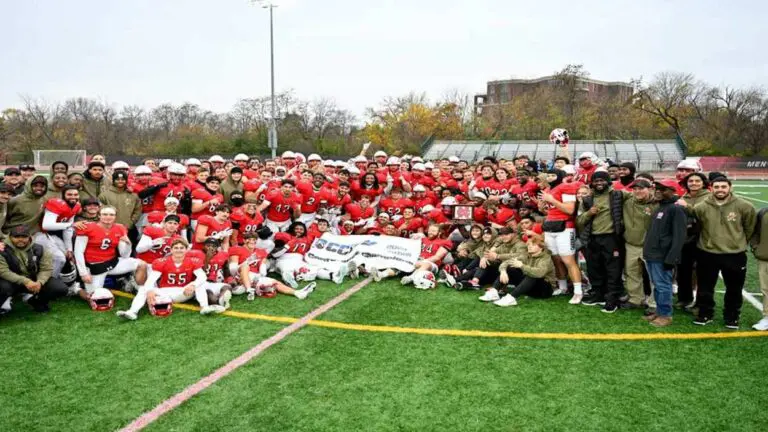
[33,150,87,172]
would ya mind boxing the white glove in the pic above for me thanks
[152,237,167,246]
[362,142,371,151]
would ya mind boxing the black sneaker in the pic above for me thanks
[601,303,619,314]
[453,282,466,291]
[581,296,606,306]
[693,316,713,326]
[620,302,643,310]
[27,297,50,313]
[724,319,740,330]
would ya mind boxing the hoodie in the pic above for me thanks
[691,193,757,254]
[0,238,53,286]
[613,162,636,191]
[0,202,6,242]
[3,176,48,236]
[99,185,141,229]
[500,249,556,286]
[81,168,107,200]
[220,171,245,204]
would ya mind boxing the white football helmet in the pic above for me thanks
[677,159,702,172]
[89,288,115,312]
[412,270,437,290]
[149,294,173,317]
[549,128,569,147]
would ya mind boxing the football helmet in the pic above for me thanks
[149,294,173,317]
[412,270,437,290]
[89,288,114,311]
[549,128,569,147]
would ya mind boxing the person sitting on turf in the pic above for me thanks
[487,236,557,307]
[236,232,316,301]
[73,205,147,301]
[116,238,226,320]
[0,225,69,317]
[375,224,450,283]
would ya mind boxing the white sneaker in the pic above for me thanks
[218,290,232,309]
[672,283,678,295]
[246,289,256,301]
[116,310,138,321]
[479,288,500,302]
[400,275,413,286]
[348,262,360,279]
[283,273,299,289]
[494,294,518,307]
[551,288,567,296]
[295,282,316,300]
[569,293,583,305]
[753,317,768,331]
[443,272,456,287]
[232,285,246,295]
[67,282,82,297]
[200,305,226,315]
[333,266,348,284]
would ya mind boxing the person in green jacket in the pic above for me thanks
[0,183,12,244]
[750,209,768,331]
[490,236,557,307]
[220,167,245,205]
[682,177,756,328]
[441,225,491,287]
[0,225,68,317]
[45,172,69,200]
[98,172,141,232]
[80,160,108,200]
[622,178,658,308]
[3,175,48,237]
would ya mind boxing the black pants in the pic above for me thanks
[585,234,624,305]
[676,242,698,304]
[454,256,476,272]
[0,277,69,309]
[493,267,553,299]
[458,260,500,285]
[695,249,746,321]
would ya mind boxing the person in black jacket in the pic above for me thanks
[642,179,687,327]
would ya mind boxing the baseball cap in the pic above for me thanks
[4,167,20,176]
[498,227,514,235]
[654,179,680,191]
[630,179,653,189]
[82,197,101,206]
[19,164,35,171]
[9,225,30,237]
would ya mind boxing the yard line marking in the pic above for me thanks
[717,290,763,296]
[743,290,764,312]
[118,278,371,432]
[110,290,768,341]
[735,192,768,205]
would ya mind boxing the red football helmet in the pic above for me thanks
[89,288,114,312]
[149,294,173,317]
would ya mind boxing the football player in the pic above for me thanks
[258,179,301,234]
[135,214,183,264]
[34,185,81,287]
[193,204,233,251]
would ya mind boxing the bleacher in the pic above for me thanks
[423,140,684,171]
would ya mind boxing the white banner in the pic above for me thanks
[305,233,421,274]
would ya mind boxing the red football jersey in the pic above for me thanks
[296,181,324,214]
[394,217,424,238]
[319,189,352,213]
[146,211,190,230]
[379,197,415,217]
[512,181,540,205]
[403,172,435,189]
[420,237,451,263]
[574,165,597,184]
[544,182,581,228]
[195,250,229,282]
[230,207,264,242]
[153,183,189,211]
[351,182,384,201]
[43,199,81,232]
[229,246,268,274]
[194,215,232,250]
[488,207,519,226]
[130,180,161,214]
[151,255,204,288]
[76,223,127,264]
[473,177,498,197]
[344,203,375,222]
[137,226,181,264]
[264,190,301,222]
[191,188,224,220]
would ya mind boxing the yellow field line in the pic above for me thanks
[110,290,768,341]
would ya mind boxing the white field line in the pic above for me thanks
[718,273,763,311]
[734,192,768,205]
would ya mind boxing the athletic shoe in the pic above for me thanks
[332,265,348,284]
[479,288,500,302]
[122,277,139,294]
[724,319,740,330]
[443,272,456,287]
[453,281,466,291]
[295,282,317,300]
[27,296,50,313]
[218,290,232,310]
[672,283,678,295]
[581,295,605,307]
[116,310,138,321]
[246,289,256,301]
[348,262,360,280]
[601,303,619,314]
[283,273,299,289]
[493,294,517,307]
[400,275,413,286]
[650,316,672,327]
[232,285,247,295]
[468,279,480,288]
[642,312,658,322]
[67,282,82,297]
[568,293,583,305]
[753,317,768,331]
[372,269,384,282]
[693,316,713,326]
[620,302,643,310]
[200,305,226,315]
[551,287,567,296]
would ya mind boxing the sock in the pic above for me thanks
[574,282,583,295]
[557,280,567,292]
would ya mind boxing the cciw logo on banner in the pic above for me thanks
[313,238,377,255]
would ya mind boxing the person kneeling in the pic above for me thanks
[116,238,226,320]
[484,236,556,307]
[0,226,69,316]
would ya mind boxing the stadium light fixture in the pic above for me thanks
[252,0,279,159]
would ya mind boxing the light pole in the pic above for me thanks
[255,1,278,159]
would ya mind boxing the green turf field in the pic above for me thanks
[1,182,768,432]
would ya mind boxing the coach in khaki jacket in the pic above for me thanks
[622,179,658,308]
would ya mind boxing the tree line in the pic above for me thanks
[1,65,766,160]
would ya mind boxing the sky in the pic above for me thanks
[2,0,767,120]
